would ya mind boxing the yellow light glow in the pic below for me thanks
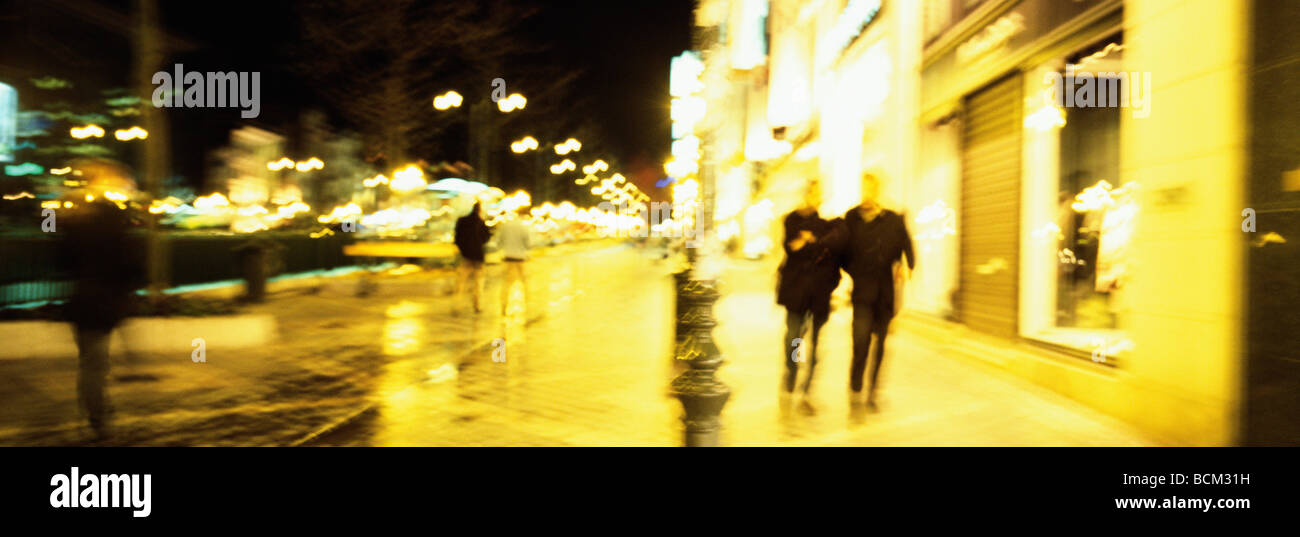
[1072,180,1115,213]
[232,219,269,233]
[50,167,72,175]
[554,138,581,155]
[293,157,324,172]
[1025,103,1066,131]
[497,93,527,112]
[511,136,539,153]
[113,126,148,141]
[194,192,232,211]
[317,202,363,224]
[390,165,427,193]
[70,125,105,139]
[267,157,295,171]
[434,90,464,110]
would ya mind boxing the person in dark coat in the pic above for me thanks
[453,201,491,313]
[839,172,914,410]
[776,180,845,409]
[56,160,144,439]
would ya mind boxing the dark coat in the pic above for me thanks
[56,201,143,331]
[776,210,845,316]
[839,207,915,320]
[453,212,490,262]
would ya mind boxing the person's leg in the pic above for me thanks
[867,316,891,405]
[75,327,111,436]
[471,262,485,312]
[800,308,829,394]
[501,263,511,315]
[850,303,875,395]
[782,308,804,393]
[454,261,466,296]
[515,262,528,310]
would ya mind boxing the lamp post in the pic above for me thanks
[669,164,729,447]
[666,47,728,447]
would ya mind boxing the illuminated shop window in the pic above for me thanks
[1022,32,1134,359]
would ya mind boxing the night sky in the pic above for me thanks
[1,0,694,200]
[155,0,696,192]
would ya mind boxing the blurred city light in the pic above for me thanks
[511,135,539,153]
[553,138,582,155]
[433,90,463,110]
[113,126,148,141]
[69,124,105,139]
[497,93,527,112]
[389,165,428,193]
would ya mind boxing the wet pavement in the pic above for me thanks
[0,240,1157,446]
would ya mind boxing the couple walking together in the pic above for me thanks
[776,172,914,413]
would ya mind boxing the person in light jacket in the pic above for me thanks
[496,208,531,316]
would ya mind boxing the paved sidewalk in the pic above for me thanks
[0,241,617,446]
[0,240,1157,446]
[308,248,1158,447]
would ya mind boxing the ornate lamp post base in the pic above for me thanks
[670,267,730,447]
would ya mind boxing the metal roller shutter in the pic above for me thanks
[958,73,1022,339]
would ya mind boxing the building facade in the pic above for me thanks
[693,0,1297,445]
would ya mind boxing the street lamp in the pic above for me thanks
[433,90,463,110]
[554,138,581,155]
[549,159,576,174]
[497,93,527,112]
[70,124,105,139]
[511,136,539,153]
[114,126,149,141]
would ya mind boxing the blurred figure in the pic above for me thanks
[496,208,530,316]
[840,172,914,410]
[775,179,844,413]
[55,159,144,439]
[454,202,490,313]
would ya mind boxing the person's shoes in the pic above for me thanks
[849,389,865,407]
[866,392,880,413]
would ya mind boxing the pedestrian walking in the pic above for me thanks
[56,159,144,439]
[496,208,531,316]
[839,172,914,410]
[776,179,845,414]
[454,201,491,313]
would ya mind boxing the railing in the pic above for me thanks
[0,231,367,307]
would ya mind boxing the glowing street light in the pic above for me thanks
[549,159,576,174]
[70,124,105,139]
[554,138,582,155]
[511,136,539,153]
[390,164,427,193]
[434,90,464,110]
[267,157,295,171]
[113,126,148,141]
[497,93,527,112]
[294,157,325,172]
[581,159,609,174]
